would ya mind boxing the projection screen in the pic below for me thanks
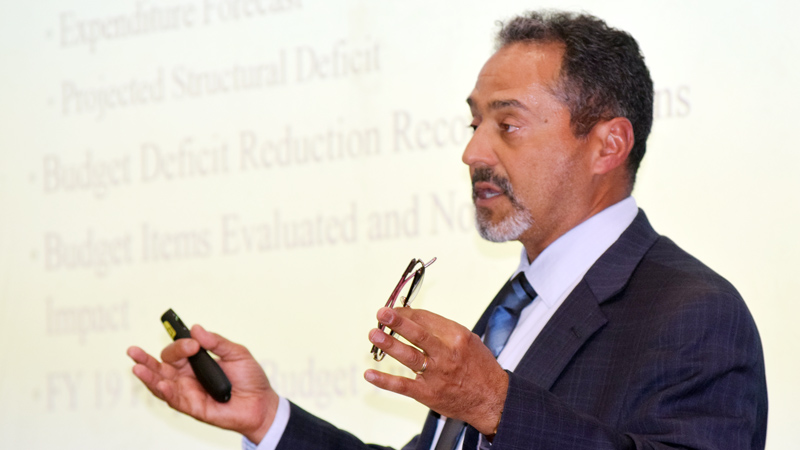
[0,1,797,448]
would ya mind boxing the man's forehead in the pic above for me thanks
[467,42,565,110]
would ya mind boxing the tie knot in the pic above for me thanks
[500,272,536,313]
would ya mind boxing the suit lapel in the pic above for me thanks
[514,210,659,390]
[512,280,607,389]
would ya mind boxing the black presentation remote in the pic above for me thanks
[161,309,232,403]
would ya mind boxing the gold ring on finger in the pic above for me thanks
[415,355,428,375]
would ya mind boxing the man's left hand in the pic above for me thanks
[365,306,507,436]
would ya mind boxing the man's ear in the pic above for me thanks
[591,117,634,175]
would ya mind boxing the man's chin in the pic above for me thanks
[475,213,532,243]
[477,226,515,243]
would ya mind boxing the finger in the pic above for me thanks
[131,361,164,393]
[160,338,200,366]
[130,360,172,403]
[190,324,252,361]
[126,346,168,401]
[131,358,204,413]
[127,346,157,368]
[377,307,442,354]
[364,369,422,400]
[155,379,181,407]
[369,328,430,375]
[128,346,169,377]
[127,346,217,419]
[390,306,448,332]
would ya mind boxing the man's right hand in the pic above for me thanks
[127,324,278,444]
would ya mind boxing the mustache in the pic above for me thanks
[471,167,513,196]
[471,168,524,209]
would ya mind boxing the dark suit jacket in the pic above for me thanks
[275,211,768,449]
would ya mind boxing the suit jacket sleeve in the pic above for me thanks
[274,401,422,450]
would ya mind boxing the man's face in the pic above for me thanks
[464,42,598,257]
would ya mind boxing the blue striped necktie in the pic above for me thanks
[434,273,536,450]
[483,272,537,357]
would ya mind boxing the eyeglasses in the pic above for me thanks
[371,257,437,361]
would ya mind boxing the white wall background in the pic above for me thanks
[0,1,797,448]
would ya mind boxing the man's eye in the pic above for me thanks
[502,124,519,133]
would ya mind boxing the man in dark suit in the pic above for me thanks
[128,10,768,450]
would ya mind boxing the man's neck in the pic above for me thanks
[521,193,633,263]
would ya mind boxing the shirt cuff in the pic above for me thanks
[241,396,291,450]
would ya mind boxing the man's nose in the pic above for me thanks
[462,127,498,168]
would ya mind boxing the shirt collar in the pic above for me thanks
[513,197,639,306]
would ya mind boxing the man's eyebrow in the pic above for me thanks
[465,97,529,112]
